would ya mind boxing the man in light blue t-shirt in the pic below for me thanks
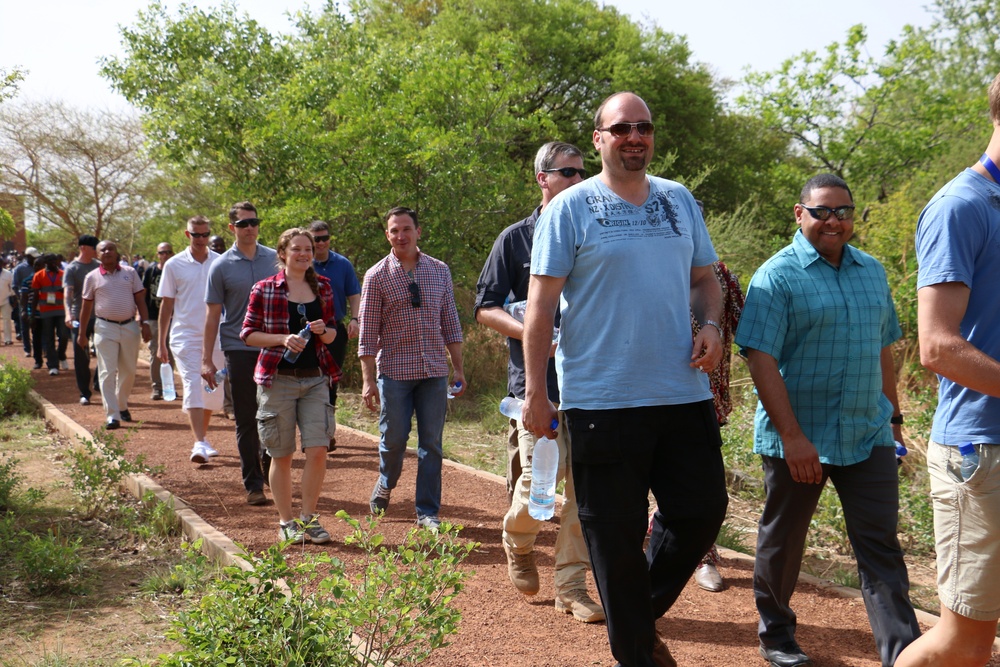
[522,91,728,667]
[896,70,1000,667]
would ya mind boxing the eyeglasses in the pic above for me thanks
[188,231,211,238]
[156,250,171,255]
[312,235,330,243]
[408,282,421,308]
[296,302,307,329]
[799,204,856,221]
[233,217,261,228]
[597,122,655,137]
[542,167,587,178]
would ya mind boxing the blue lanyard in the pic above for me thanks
[979,153,1000,182]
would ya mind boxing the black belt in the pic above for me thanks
[97,316,135,325]
[276,367,322,378]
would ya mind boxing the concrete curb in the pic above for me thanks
[33,387,989,652]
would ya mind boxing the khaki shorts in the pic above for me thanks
[928,440,1000,621]
[256,374,335,459]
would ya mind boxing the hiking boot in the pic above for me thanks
[416,515,441,533]
[278,520,303,544]
[302,515,331,544]
[246,489,267,506]
[503,544,539,595]
[555,589,605,623]
[370,479,391,514]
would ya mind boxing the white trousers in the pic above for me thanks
[94,318,140,420]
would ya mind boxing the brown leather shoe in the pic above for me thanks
[246,489,267,506]
[652,636,677,667]
[555,589,605,623]
[503,544,539,595]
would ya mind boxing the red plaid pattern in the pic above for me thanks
[241,270,341,387]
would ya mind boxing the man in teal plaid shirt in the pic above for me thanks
[735,173,920,667]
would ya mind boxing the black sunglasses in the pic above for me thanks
[408,281,421,308]
[188,231,211,238]
[233,217,261,228]
[542,167,587,178]
[312,235,330,243]
[799,204,855,221]
[597,121,655,137]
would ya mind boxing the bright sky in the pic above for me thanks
[1,0,937,110]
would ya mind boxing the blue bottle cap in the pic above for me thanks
[958,442,976,456]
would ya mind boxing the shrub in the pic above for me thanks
[14,526,86,595]
[65,428,150,520]
[0,358,35,417]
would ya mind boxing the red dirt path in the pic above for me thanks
[7,347,999,667]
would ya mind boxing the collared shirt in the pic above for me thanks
[63,259,100,321]
[474,206,560,402]
[735,230,901,466]
[313,251,361,321]
[81,264,143,321]
[205,243,279,352]
[359,250,463,381]
[31,270,64,318]
[0,268,12,303]
[158,248,220,343]
[240,270,341,386]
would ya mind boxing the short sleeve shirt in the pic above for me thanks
[63,259,100,321]
[205,244,279,352]
[531,175,717,410]
[313,251,361,321]
[735,230,901,465]
[158,248,220,344]
[916,168,1000,445]
[81,265,143,321]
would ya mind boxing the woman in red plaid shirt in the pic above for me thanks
[241,228,341,544]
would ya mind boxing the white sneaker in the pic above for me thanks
[48,368,58,376]
[60,360,69,370]
[190,442,209,464]
[201,441,219,458]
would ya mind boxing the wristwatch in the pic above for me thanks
[890,414,904,425]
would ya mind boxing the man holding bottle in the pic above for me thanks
[474,141,603,623]
[157,216,225,466]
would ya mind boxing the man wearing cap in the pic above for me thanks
[12,247,38,358]
[64,235,102,405]
[77,240,152,429]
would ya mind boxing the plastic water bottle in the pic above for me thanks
[159,363,177,402]
[895,440,907,465]
[447,380,462,399]
[528,436,558,520]
[504,300,527,322]
[498,396,558,430]
[959,442,979,481]
[204,368,227,393]
[71,320,80,329]
[282,326,313,363]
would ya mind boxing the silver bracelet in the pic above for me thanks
[702,319,722,333]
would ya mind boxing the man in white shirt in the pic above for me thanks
[157,216,226,464]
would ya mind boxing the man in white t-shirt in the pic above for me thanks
[157,216,226,465]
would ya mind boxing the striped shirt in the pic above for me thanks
[359,251,462,381]
[735,230,901,466]
[81,264,143,321]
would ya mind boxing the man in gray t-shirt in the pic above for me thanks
[62,235,101,405]
[202,201,278,505]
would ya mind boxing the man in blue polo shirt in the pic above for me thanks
[735,173,919,667]
[308,219,360,452]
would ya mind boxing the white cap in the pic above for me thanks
[24,247,39,257]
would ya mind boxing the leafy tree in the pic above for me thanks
[0,67,24,103]
[0,101,155,248]
[0,207,14,238]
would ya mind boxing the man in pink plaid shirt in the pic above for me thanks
[359,206,465,531]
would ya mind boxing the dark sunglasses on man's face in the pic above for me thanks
[233,217,261,228]
[408,281,421,308]
[188,231,211,238]
[312,235,330,243]
[597,121,655,137]
[542,167,587,178]
[799,204,855,222]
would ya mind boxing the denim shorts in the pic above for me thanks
[928,440,1000,620]
[256,374,335,458]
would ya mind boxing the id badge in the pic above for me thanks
[46,292,56,304]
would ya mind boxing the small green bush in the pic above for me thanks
[0,358,35,417]
[141,539,213,596]
[65,428,150,520]
[15,527,86,595]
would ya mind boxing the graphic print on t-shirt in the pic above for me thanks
[588,188,686,244]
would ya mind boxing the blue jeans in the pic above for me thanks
[377,375,447,519]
